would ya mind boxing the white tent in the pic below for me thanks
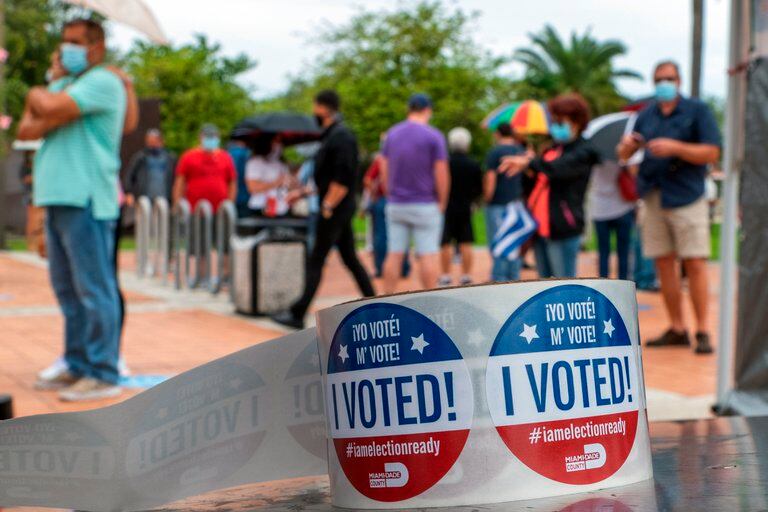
[716,0,749,410]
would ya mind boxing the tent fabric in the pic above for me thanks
[63,0,168,44]
[724,57,768,415]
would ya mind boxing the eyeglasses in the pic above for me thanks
[653,76,678,84]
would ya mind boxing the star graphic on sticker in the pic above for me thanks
[411,333,430,354]
[603,319,616,338]
[519,323,540,344]
[338,344,349,363]
[467,328,484,347]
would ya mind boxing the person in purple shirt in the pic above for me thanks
[380,93,450,293]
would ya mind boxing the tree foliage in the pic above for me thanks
[123,35,256,153]
[260,1,517,158]
[514,25,641,115]
[4,0,72,132]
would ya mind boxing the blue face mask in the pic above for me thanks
[655,80,678,102]
[60,43,89,75]
[550,122,572,143]
[202,136,220,151]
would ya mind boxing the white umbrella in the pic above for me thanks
[62,0,169,45]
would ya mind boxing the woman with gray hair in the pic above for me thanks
[439,127,483,286]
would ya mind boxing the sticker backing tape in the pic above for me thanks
[0,280,652,511]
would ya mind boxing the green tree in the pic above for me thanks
[514,25,641,115]
[4,0,72,133]
[124,35,256,153]
[261,1,517,158]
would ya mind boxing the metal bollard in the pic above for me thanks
[150,197,171,283]
[211,200,236,296]
[135,196,152,278]
[190,199,214,289]
[172,199,191,291]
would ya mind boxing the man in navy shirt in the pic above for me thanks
[618,61,721,354]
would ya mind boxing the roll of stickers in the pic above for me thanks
[0,280,652,511]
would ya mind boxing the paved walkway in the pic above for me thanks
[0,248,720,422]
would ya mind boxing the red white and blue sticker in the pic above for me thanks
[326,303,473,502]
[486,285,640,485]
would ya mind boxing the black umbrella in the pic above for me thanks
[230,112,322,146]
[583,112,636,162]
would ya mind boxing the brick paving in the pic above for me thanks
[0,248,720,420]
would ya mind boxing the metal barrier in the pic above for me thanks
[150,197,170,282]
[136,196,235,301]
[135,196,152,278]
[189,199,214,289]
[172,199,192,291]
[211,200,236,296]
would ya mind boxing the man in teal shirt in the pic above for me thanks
[18,19,129,401]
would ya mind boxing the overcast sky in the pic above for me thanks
[110,0,730,101]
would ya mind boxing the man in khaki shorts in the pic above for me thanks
[618,61,721,354]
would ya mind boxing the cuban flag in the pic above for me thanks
[491,201,537,261]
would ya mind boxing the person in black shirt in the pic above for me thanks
[271,90,375,329]
[439,128,483,286]
[484,123,526,282]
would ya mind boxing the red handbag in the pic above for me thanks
[617,167,639,202]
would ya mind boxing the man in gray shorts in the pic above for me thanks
[380,94,449,293]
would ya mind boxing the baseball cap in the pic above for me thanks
[408,93,433,111]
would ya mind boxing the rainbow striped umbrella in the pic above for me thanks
[481,102,521,130]
[510,100,550,135]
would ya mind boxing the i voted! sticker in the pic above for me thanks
[326,303,473,502]
[486,285,640,485]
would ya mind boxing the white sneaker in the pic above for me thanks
[58,378,122,402]
[35,370,79,391]
[37,357,68,381]
[118,358,131,377]
[39,356,131,379]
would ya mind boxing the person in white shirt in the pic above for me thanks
[245,136,291,217]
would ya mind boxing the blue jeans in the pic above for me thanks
[633,225,657,289]
[534,235,581,278]
[46,205,120,384]
[485,204,522,282]
[594,210,635,280]
[370,198,409,278]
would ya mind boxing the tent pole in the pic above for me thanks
[716,0,748,409]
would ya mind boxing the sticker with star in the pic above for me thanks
[325,302,473,502]
[485,284,641,485]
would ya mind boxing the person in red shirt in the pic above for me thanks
[173,124,236,210]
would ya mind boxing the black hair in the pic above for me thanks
[496,123,513,137]
[653,60,681,79]
[249,135,274,157]
[63,18,105,43]
[315,90,341,112]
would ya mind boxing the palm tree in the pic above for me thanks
[514,25,642,115]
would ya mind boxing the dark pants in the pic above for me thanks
[594,210,635,280]
[291,207,375,319]
[370,197,409,278]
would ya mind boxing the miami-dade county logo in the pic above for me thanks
[326,303,473,502]
[486,285,640,485]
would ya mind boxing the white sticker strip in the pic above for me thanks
[0,280,653,511]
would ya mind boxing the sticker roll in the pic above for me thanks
[0,280,652,511]
[316,279,653,509]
